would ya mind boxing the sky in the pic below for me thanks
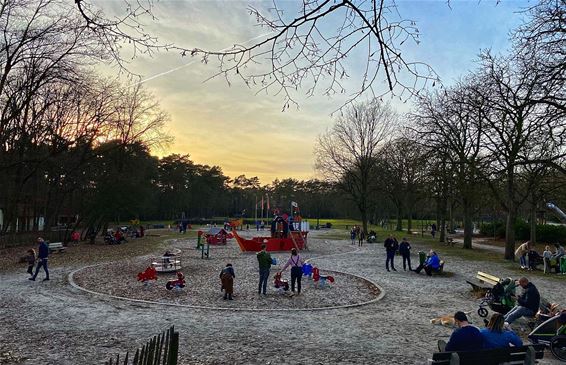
[99,0,531,185]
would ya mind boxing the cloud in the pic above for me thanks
[95,0,528,184]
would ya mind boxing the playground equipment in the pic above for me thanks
[152,253,182,273]
[205,227,230,245]
[230,210,309,252]
[273,272,289,293]
[137,266,157,287]
[547,202,566,222]
[528,311,566,361]
[165,272,186,291]
[312,267,335,288]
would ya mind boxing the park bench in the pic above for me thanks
[466,271,500,292]
[431,343,545,365]
[48,242,66,253]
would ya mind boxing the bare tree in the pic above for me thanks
[315,99,397,234]
[378,133,427,233]
[412,79,487,249]
[513,0,565,113]
[74,0,439,110]
[478,52,566,260]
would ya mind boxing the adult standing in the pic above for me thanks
[480,313,522,349]
[256,244,272,295]
[358,229,365,247]
[350,227,356,245]
[504,277,540,325]
[384,234,398,272]
[443,312,483,351]
[399,237,412,271]
[515,241,532,269]
[280,248,305,294]
[30,237,49,281]
[431,223,437,238]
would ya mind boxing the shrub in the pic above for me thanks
[480,221,566,244]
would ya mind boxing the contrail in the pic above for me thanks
[128,31,273,88]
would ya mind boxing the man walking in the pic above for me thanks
[504,277,540,325]
[384,235,398,272]
[30,237,49,281]
[256,244,272,295]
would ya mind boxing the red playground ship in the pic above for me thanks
[231,212,309,252]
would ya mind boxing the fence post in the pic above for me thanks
[167,330,179,365]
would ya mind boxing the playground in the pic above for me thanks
[0,228,565,364]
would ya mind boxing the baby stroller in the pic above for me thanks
[528,311,566,361]
[477,278,516,318]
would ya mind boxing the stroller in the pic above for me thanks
[477,278,516,318]
[528,310,566,361]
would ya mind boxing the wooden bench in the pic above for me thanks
[48,242,66,253]
[466,271,500,292]
[431,344,545,365]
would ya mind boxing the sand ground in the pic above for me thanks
[1,229,565,364]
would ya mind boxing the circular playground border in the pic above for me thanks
[68,247,385,312]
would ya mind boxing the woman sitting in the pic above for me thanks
[480,313,523,349]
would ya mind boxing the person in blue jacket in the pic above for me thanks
[30,237,49,281]
[414,250,441,276]
[480,313,522,349]
[444,311,483,352]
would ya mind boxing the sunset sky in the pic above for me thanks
[104,0,530,185]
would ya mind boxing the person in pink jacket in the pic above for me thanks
[279,248,305,294]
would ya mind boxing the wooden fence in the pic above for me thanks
[106,326,179,365]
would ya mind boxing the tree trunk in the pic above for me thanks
[395,204,402,231]
[463,197,473,249]
[407,209,413,234]
[361,209,368,237]
[439,196,447,243]
[530,201,537,245]
[505,209,517,260]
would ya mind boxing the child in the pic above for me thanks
[543,245,553,274]
[25,249,36,276]
[219,263,235,300]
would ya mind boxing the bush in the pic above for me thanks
[480,221,566,244]
[480,222,506,238]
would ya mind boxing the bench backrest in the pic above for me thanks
[49,242,63,248]
[431,344,544,365]
[476,271,500,286]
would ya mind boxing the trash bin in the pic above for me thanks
[560,256,566,274]
[419,251,426,265]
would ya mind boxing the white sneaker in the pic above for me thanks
[504,322,511,330]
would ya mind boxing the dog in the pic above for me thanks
[431,311,472,326]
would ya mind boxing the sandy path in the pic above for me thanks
[1,230,565,365]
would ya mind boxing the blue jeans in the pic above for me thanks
[386,251,396,270]
[504,305,535,324]
[258,268,270,294]
[519,254,527,267]
[33,259,49,280]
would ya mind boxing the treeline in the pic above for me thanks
[315,1,566,260]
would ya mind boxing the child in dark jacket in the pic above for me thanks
[219,264,235,300]
[25,249,36,276]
